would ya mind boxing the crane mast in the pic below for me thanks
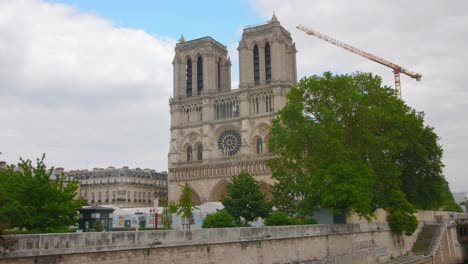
[297,24,422,98]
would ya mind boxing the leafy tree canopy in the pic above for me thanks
[222,171,272,226]
[268,72,457,235]
[0,155,85,234]
[177,182,195,229]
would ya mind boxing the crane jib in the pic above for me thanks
[296,24,422,98]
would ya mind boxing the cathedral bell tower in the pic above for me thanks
[168,14,297,205]
[238,13,297,88]
[172,36,231,99]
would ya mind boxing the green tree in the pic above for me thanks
[271,178,299,217]
[177,182,195,229]
[160,197,177,229]
[0,155,85,234]
[439,183,462,212]
[202,211,236,228]
[0,193,19,252]
[222,171,271,226]
[268,72,455,235]
[399,120,459,212]
[460,200,468,213]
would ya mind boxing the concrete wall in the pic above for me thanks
[1,223,423,264]
[430,225,463,264]
[346,209,464,225]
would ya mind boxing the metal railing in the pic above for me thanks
[428,223,446,256]
[412,223,445,257]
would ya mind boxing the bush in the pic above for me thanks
[202,211,236,228]
[299,217,317,225]
[264,211,298,226]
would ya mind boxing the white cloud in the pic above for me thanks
[251,0,468,191]
[1,0,467,194]
[0,0,175,171]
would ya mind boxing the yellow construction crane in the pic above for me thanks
[297,24,422,98]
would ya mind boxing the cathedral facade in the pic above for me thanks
[168,15,297,204]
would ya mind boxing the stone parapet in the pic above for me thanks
[3,223,390,259]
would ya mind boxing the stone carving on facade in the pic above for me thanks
[240,93,248,102]
[273,87,282,96]
[237,40,248,50]
[189,133,197,143]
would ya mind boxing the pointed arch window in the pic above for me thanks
[265,42,271,83]
[197,56,203,95]
[217,59,221,91]
[186,59,192,96]
[197,144,203,160]
[187,146,193,162]
[256,138,263,154]
[255,97,259,114]
[253,45,260,85]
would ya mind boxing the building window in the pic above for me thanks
[265,42,271,83]
[214,97,240,120]
[218,130,241,156]
[253,45,260,85]
[255,97,259,114]
[197,56,203,95]
[186,58,192,96]
[187,145,193,161]
[256,138,263,154]
[197,144,203,160]
[217,59,221,91]
[266,93,272,113]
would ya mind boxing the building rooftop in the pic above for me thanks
[176,36,226,50]
[67,167,167,180]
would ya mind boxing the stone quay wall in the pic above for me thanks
[0,222,424,264]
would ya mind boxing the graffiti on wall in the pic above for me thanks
[353,240,387,257]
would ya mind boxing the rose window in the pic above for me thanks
[217,130,241,156]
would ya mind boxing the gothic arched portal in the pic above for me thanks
[209,179,229,202]
[258,180,273,201]
[191,188,202,206]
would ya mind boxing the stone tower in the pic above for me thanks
[168,15,297,204]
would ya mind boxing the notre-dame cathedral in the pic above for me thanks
[168,14,297,204]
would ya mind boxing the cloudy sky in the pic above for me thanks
[1,0,467,192]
